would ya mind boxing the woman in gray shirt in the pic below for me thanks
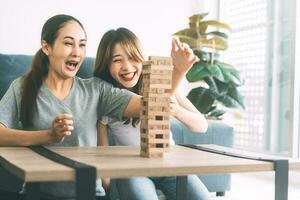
[0,15,197,200]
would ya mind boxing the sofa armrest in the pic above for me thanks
[171,118,234,147]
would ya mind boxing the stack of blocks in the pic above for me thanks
[140,56,173,158]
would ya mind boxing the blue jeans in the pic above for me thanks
[116,175,211,200]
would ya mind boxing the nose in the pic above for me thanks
[71,44,82,57]
[121,59,133,71]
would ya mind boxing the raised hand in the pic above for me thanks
[49,113,74,143]
[171,37,198,74]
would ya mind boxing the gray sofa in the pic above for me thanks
[0,53,233,198]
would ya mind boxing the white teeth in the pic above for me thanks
[66,61,78,68]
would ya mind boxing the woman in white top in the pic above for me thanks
[94,28,209,200]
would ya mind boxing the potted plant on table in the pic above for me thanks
[173,13,245,119]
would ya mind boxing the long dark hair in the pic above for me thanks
[94,28,145,126]
[20,14,86,128]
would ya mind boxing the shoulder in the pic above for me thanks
[8,76,25,96]
[11,76,24,88]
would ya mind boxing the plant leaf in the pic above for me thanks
[206,64,225,82]
[194,50,220,63]
[189,13,209,28]
[216,62,243,85]
[175,35,200,50]
[173,28,198,39]
[187,87,215,114]
[198,20,232,33]
[199,36,228,51]
[217,86,245,109]
[186,61,210,82]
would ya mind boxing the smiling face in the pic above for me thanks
[109,43,142,89]
[42,20,87,80]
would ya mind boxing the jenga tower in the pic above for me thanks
[140,56,173,157]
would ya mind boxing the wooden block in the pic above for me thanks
[145,97,170,104]
[143,64,173,71]
[142,79,172,85]
[140,129,170,135]
[140,150,163,158]
[141,110,170,117]
[146,120,169,126]
[141,92,171,98]
[141,88,167,94]
[140,120,169,129]
[141,100,170,107]
[140,137,169,144]
[149,74,172,80]
[142,65,173,73]
[142,105,170,112]
[141,133,169,139]
[141,144,169,151]
[140,144,169,152]
[148,56,173,66]
[141,115,170,121]
[140,130,170,136]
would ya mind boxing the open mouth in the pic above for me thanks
[65,60,79,71]
[120,72,136,81]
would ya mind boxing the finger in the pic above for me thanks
[61,125,74,131]
[61,119,74,126]
[63,131,72,136]
[190,56,198,64]
[182,43,190,49]
[172,37,178,52]
[174,37,184,51]
[56,127,72,138]
[55,113,73,122]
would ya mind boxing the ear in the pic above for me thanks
[41,40,50,56]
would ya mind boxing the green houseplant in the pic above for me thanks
[173,13,245,119]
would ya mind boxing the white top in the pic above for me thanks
[101,116,175,146]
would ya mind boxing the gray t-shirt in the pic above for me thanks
[0,76,134,199]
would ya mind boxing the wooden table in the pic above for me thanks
[0,145,300,200]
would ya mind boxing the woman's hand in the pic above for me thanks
[171,37,198,74]
[49,113,74,143]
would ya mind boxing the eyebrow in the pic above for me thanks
[63,36,87,42]
[112,54,122,59]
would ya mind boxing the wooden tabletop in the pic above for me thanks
[0,145,300,182]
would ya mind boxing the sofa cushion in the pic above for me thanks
[0,54,32,100]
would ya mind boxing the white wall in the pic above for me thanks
[0,0,219,57]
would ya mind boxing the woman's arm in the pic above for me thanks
[170,37,198,95]
[96,122,111,192]
[97,122,109,146]
[0,124,52,146]
[0,113,73,146]
[170,92,208,133]
[123,95,142,118]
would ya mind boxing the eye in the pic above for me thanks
[64,42,73,46]
[80,43,86,48]
[112,58,122,63]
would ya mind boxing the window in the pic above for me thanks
[221,0,298,156]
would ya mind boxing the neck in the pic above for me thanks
[44,72,73,101]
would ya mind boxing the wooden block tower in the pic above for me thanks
[140,56,173,157]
